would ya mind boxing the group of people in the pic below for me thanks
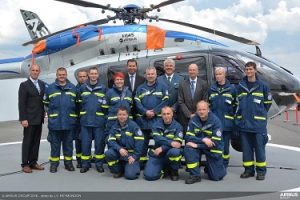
[18,58,272,184]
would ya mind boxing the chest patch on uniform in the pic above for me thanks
[268,93,272,100]
[137,129,143,136]
[216,129,222,137]
[253,98,261,104]
[178,131,183,138]
[225,99,232,105]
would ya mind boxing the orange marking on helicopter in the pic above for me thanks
[294,93,300,103]
[146,25,166,50]
[31,39,46,65]
[98,28,103,41]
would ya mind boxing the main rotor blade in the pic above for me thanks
[54,0,111,10]
[152,0,184,9]
[22,18,111,46]
[159,18,260,45]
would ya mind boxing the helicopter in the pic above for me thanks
[0,0,299,137]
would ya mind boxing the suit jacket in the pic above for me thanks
[18,78,45,125]
[178,77,208,129]
[124,73,145,96]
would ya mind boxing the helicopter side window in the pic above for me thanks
[153,56,207,82]
[212,55,244,84]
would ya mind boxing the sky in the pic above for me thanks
[1,0,300,121]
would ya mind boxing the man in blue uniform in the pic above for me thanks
[44,67,77,173]
[78,67,108,173]
[236,61,272,180]
[105,107,144,180]
[144,106,183,181]
[157,58,183,116]
[209,67,237,168]
[73,69,88,168]
[106,72,133,134]
[135,66,169,167]
[184,101,226,184]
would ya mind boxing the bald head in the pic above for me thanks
[29,64,40,80]
[188,64,198,80]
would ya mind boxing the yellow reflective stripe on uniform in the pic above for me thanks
[49,113,58,117]
[224,115,234,120]
[115,134,121,137]
[222,93,233,98]
[124,97,132,101]
[49,157,60,162]
[134,136,144,140]
[187,162,198,169]
[254,116,266,120]
[80,111,87,115]
[81,155,90,160]
[153,92,163,96]
[174,137,183,142]
[65,92,76,97]
[238,92,247,98]
[107,160,119,166]
[212,136,221,141]
[125,131,133,136]
[128,149,134,153]
[256,161,267,167]
[186,132,195,136]
[204,130,212,135]
[76,153,82,157]
[134,97,141,102]
[95,154,105,159]
[237,115,242,119]
[264,101,272,104]
[152,132,161,136]
[223,154,230,159]
[162,96,169,100]
[49,92,61,98]
[209,93,218,99]
[111,97,120,101]
[108,116,117,120]
[252,92,263,97]
[243,161,255,167]
[64,156,73,161]
[166,134,174,139]
[139,156,148,161]
[69,113,78,117]
[94,92,105,97]
[169,155,182,162]
[194,128,200,132]
[43,100,49,104]
[108,137,116,141]
[81,92,91,96]
[210,149,222,154]
[96,112,104,116]
[101,105,109,108]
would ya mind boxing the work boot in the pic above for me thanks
[256,173,265,181]
[240,171,255,178]
[96,165,104,173]
[170,170,179,181]
[76,158,82,168]
[80,167,89,173]
[185,176,201,184]
[65,164,75,171]
[113,172,123,178]
[49,165,57,173]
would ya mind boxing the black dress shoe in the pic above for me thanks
[170,170,179,181]
[50,165,57,173]
[80,167,89,173]
[65,164,75,171]
[96,166,104,173]
[76,163,82,168]
[185,176,201,184]
[240,172,255,178]
[113,173,123,178]
[256,174,265,180]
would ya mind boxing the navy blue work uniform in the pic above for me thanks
[209,79,237,168]
[78,81,108,170]
[44,80,77,167]
[144,118,183,181]
[134,81,169,162]
[157,73,183,115]
[105,86,133,133]
[105,120,144,180]
[184,112,226,181]
[236,76,272,176]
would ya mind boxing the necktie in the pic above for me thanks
[167,76,171,83]
[191,80,195,98]
[34,80,41,94]
[130,75,134,91]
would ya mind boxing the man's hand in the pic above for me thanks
[119,148,128,157]
[21,120,29,128]
[171,141,181,148]
[154,147,163,156]
[202,137,215,148]
[186,142,198,149]
[128,156,135,165]
[146,110,155,119]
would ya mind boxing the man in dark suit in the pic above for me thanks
[18,64,45,173]
[178,63,208,132]
[124,59,145,119]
